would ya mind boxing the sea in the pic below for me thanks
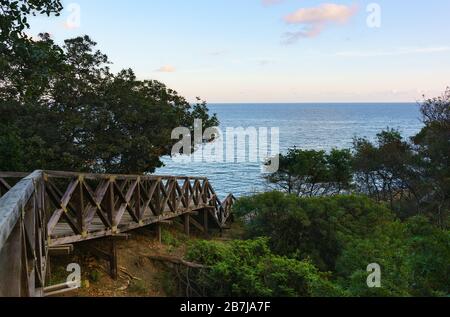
[155,103,424,198]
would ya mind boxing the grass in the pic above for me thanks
[129,280,149,295]
[161,228,181,247]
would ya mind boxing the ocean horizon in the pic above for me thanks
[156,102,424,198]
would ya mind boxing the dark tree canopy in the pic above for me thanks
[352,129,420,211]
[352,91,450,226]
[265,148,353,196]
[1,0,64,83]
[0,0,63,44]
[0,35,218,174]
[0,1,218,175]
[232,192,449,297]
[412,88,450,226]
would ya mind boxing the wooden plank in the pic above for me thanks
[45,180,80,234]
[0,178,11,191]
[113,182,139,223]
[46,209,64,236]
[0,221,22,296]
[189,216,205,233]
[0,170,42,252]
[184,214,190,237]
[83,181,111,228]
[60,179,79,210]
[43,170,208,182]
[203,209,209,232]
[49,208,205,246]
[0,172,29,178]
[156,223,162,244]
[48,245,74,256]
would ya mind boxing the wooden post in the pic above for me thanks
[203,209,209,233]
[0,222,22,297]
[46,256,52,285]
[78,178,85,236]
[109,238,118,280]
[107,180,115,229]
[155,181,161,215]
[136,180,142,220]
[184,214,190,237]
[84,238,119,280]
[156,223,162,244]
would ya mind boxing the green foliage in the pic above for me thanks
[234,192,449,296]
[0,0,63,46]
[186,238,346,297]
[129,280,149,295]
[351,90,450,226]
[265,89,450,226]
[161,228,181,247]
[412,89,450,227]
[403,217,450,296]
[1,1,218,174]
[234,192,394,271]
[335,221,413,296]
[160,270,178,296]
[89,269,102,283]
[0,34,218,174]
[266,148,353,196]
[352,129,421,215]
[0,124,24,171]
[1,1,64,101]
[336,216,450,296]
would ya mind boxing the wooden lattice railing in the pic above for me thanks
[0,170,235,297]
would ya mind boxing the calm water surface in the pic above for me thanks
[156,103,423,198]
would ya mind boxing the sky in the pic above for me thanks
[28,0,450,103]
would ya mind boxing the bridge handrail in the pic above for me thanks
[0,170,42,251]
[0,170,235,296]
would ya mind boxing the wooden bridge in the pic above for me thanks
[0,170,235,297]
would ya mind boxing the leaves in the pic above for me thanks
[0,34,218,174]
[234,193,394,271]
[186,238,346,297]
[265,148,353,196]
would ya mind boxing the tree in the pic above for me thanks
[0,35,218,174]
[265,148,353,197]
[336,216,450,296]
[1,1,218,174]
[234,193,449,296]
[413,89,450,227]
[1,1,64,90]
[0,0,63,45]
[352,129,421,216]
[234,192,394,271]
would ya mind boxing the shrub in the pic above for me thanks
[234,192,394,271]
[186,238,346,297]
[335,216,450,296]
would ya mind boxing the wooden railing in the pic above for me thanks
[0,171,47,297]
[0,170,235,297]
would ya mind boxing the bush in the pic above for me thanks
[186,238,346,297]
[265,148,353,196]
[335,221,413,296]
[335,216,450,296]
[234,192,394,271]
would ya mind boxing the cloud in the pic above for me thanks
[335,47,450,57]
[282,3,358,44]
[155,65,176,73]
[262,0,284,6]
